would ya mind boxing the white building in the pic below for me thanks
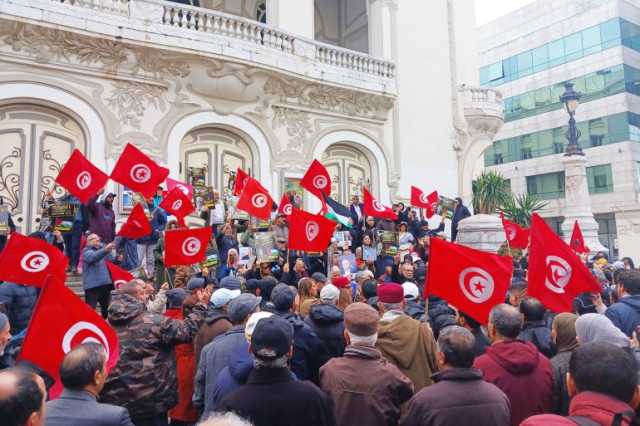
[479,0,640,259]
[0,0,499,234]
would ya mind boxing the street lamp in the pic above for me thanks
[560,82,584,156]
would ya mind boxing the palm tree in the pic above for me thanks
[472,170,511,214]
[499,193,548,227]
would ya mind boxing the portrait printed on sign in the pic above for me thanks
[339,253,357,277]
[283,177,304,208]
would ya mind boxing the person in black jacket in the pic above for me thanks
[305,287,345,367]
[518,297,555,359]
[451,197,471,242]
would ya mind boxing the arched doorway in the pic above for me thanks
[0,104,86,233]
[321,144,372,204]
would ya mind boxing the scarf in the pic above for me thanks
[575,313,629,348]
[553,312,578,353]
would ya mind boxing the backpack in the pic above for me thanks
[570,411,636,426]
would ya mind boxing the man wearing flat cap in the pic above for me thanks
[376,283,438,392]
[218,315,335,426]
[320,303,413,426]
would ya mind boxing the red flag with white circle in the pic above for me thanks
[277,194,293,217]
[105,261,134,289]
[233,168,251,197]
[236,177,274,221]
[426,237,512,324]
[569,220,589,255]
[500,213,530,249]
[117,204,152,239]
[164,226,212,266]
[288,207,336,252]
[300,159,331,199]
[55,149,109,204]
[159,187,195,222]
[110,143,169,198]
[363,188,397,221]
[165,176,194,200]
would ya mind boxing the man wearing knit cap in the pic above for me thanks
[376,283,438,392]
[321,303,413,426]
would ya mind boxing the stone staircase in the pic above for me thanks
[66,273,84,298]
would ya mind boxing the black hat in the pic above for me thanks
[166,288,187,309]
[270,283,295,312]
[250,315,294,360]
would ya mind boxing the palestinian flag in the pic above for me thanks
[323,194,352,229]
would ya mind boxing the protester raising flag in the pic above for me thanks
[18,275,120,398]
[233,168,250,196]
[277,194,293,217]
[426,237,512,324]
[117,204,152,239]
[106,261,134,289]
[300,159,331,200]
[363,188,397,221]
[159,187,195,225]
[323,194,353,228]
[0,232,68,287]
[288,208,336,252]
[528,213,600,313]
[110,143,169,198]
[410,186,439,217]
[164,226,212,266]
[236,177,274,221]
[165,176,194,199]
[569,220,590,255]
[55,149,109,204]
[500,213,530,249]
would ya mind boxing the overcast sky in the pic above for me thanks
[475,0,537,26]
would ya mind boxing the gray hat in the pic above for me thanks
[166,288,187,309]
[270,283,295,312]
[228,293,262,323]
[187,277,206,291]
[311,272,327,283]
[220,276,241,291]
[0,312,8,330]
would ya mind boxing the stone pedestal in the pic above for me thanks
[560,155,607,254]
[456,214,505,253]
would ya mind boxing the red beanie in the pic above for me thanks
[332,276,350,289]
[377,283,404,303]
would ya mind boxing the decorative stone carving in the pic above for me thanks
[105,81,167,128]
[272,106,313,151]
[456,214,505,253]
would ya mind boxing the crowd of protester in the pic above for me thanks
[0,187,639,426]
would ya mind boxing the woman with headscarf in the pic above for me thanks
[549,313,578,415]
[575,313,630,348]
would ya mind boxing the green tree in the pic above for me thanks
[472,170,511,214]
[499,193,548,227]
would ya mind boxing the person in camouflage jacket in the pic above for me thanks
[100,280,207,423]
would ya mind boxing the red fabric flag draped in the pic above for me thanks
[165,177,194,200]
[411,186,436,209]
[236,178,274,221]
[55,149,109,204]
[288,208,335,252]
[277,194,293,217]
[528,214,600,313]
[233,168,250,196]
[117,204,152,239]
[300,159,331,200]
[426,237,512,324]
[500,213,530,249]
[363,188,397,221]
[159,187,195,224]
[110,143,169,198]
[164,227,212,266]
[106,261,134,289]
[18,276,119,398]
[569,220,590,254]
[0,233,68,287]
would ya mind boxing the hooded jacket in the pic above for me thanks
[0,282,38,334]
[279,312,322,384]
[473,340,552,426]
[377,312,438,392]
[305,303,346,366]
[82,245,113,290]
[518,320,555,359]
[604,295,640,337]
[193,308,232,364]
[100,293,206,419]
[87,196,115,243]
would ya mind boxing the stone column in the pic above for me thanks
[560,155,607,253]
[266,0,314,38]
[368,0,397,60]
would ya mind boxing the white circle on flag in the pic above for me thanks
[182,237,201,257]
[283,204,292,216]
[458,267,495,304]
[114,279,127,289]
[545,256,572,294]
[312,175,328,190]
[176,184,189,195]
[20,251,50,273]
[171,199,183,211]
[419,193,429,204]
[372,199,385,213]
[251,193,268,209]
[505,226,516,240]
[306,221,320,241]
[61,321,111,358]
[130,164,151,183]
[76,171,92,190]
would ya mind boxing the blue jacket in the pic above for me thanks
[137,207,167,245]
[0,282,38,334]
[82,246,113,290]
[605,295,640,337]
[280,312,322,384]
[115,237,139,271]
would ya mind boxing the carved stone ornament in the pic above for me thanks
[106,81,167,128]
[272,106,313,152]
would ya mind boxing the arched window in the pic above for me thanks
[256,1,266,24]
[321,144,372,204]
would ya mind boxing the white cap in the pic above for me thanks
[320,284,340,303]
[210,288,241,308]
[402,282,420,301]
[245,311,273,342]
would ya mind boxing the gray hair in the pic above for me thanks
[489,303,523,339]
[347,331,377,346]
[381,302,403,311]
[253,354,288,369]
[355,270,373,282]
[199,412,254,426]
[437,326,476,368]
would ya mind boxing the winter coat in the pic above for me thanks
[218,367,335,426]
[100,293,206,419]
[87,197,116,243]
[164,308,198,423]
[279,312,323,383]
[320,344,414,426]
[193,325,246,417]
[0,282,38,334]
[518,320,555,359]
[115,237,139,271]
[405,300,426,321]
[193,309,232,365]
[451,204,471,241]
[471,327,491,357]
[82,245,113,291]
[473,340,552,426]
[550,351,572,415]
[520,391,636,426]
[305,303,346,366]
[377,312,439,392]
[215,234,238,270]
[137,207,167,245]
[400,368,510,426]
[604,295,640,337]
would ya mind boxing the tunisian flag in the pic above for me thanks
[500,213,530,249]
[18,276,119,398]
[426,237,512,324]
[569,220,590,254]
[411,187,439,218]
[166,177,194,200]
[237,178,274,221]
[363,188,397,221]
[55,149,109,204]
[233,168,251,196]
[159,187,194,224]
[277,194,293,217]
[0,233,68,287]
[106,261,133,289]
[528,214,600,313]
[300,159,331,199]
[164,227,212,266]
[117,204,152,239]
[288,208,335,252]
[110,143,169,198]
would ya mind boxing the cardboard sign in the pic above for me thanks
[339,254,357,276]
[203,251,219,268]
[363,246,377,262]
[255,232,275,263]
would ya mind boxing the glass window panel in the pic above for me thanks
[564,32,583,61]
[629,113,640,142]
[587,164,613,193]
[584,72,605,95]
[622,19,640,51]
[480,66,491,85]
[607,113,630,143]
[588,118,606,147]
[548,39,565,67]
[516,51,533,79]
[527,172,565,199]
[582,25,602,55]
[520,91,535,111]
[624,66,640,96]
[572,76,587,94]
[489,61,504,82]
[534,86,551,108]
[551,82,566,103]
[532,45,549,72]
[600,19,621,49]
[538,130,554,156]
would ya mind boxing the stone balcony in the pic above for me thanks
[460,87,504,140]
[0,0,396,95]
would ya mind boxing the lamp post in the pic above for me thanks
[560,82,584,156]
